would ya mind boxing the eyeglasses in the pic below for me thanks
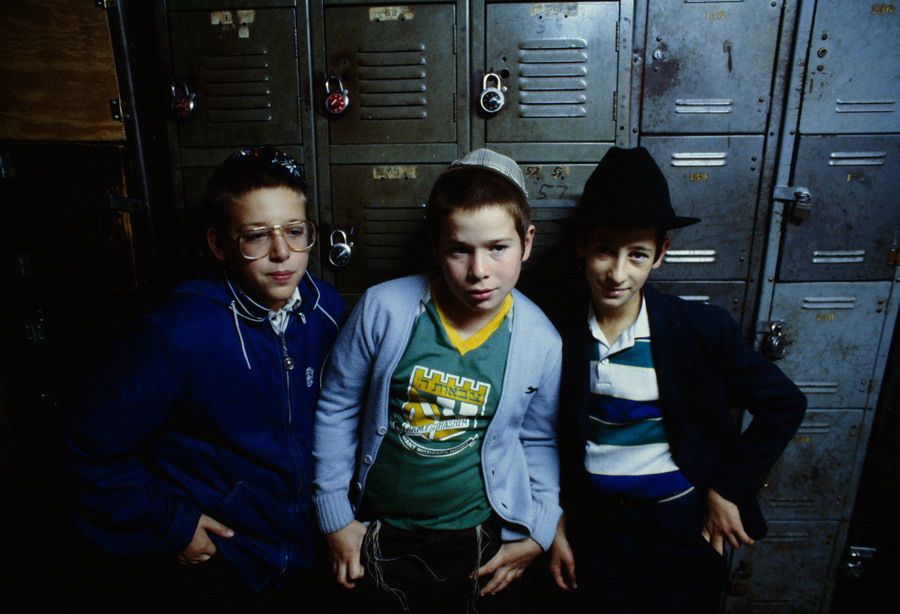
[233,221,317,260]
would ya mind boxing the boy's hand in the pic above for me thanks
[326,520,368,589]
[702,488,755,555]
[476,537,542,596]
[549,513,577,591]
[178,514,234,564]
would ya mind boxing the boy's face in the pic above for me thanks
[207,186,310,311]
[432,205,534,329]
[577,226,669,318]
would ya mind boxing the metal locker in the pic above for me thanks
[779,135,900,283]
[169,6,302,147]
[799,1,900,135]
[519,161,599,272]
[769,281,892,409]
[651,281,745,321]
[324,4,457,145]
[642,0,781,134]
[483,2,619,144]
[641,136,764,281]
[758,409,865,521]
[329,163,446,293]
[725,520,839,614]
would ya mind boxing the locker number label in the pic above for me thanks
[370,7,415,21]
[373,166,417,180]
[816,313,835,321]
[705,11,726,19]
[690,173,708,181]
[872,5,895,14]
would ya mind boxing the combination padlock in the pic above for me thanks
[328,229,354,267]
[171,81,195,119]
[325,76,349,115]
[479,72,505,113]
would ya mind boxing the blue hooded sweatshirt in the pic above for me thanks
[53,270,344,591]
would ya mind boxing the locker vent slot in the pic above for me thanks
[364,201,427,272]
[669,152,727,167]
[795,382,840,394]
[812,250,865,264]
[827,151,887,166]
[835,99,896,114]
[674,99,733,114]
[676,295,711,302]
[203,52,273,123]
[761,530,812,543]
[517,39,588,118]
[801,297,855,309]
[766,499,814,508]
[664,249,716,263]
[358,46,428,121]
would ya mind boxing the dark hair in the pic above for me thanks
[202,162,306,232]
[426,166,531,246]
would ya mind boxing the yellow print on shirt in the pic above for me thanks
[399,366,490,444]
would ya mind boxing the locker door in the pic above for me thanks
[324,4,457,145]
[483,2,619,144]
[799,2,900,135]
[641,136,764,281]
[779,135,900,282]
[642,0,781,134]
[169,7,301,147]
[329,163,446,293]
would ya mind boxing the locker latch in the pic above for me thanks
[773,185,812,222]
[757,320,787,360]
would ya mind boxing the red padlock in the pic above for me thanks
[325,76,349,115]
[171,81,195,119]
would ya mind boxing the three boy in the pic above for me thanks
[53,147,345,612]
[546,146,807,612]
[312,149,562,613]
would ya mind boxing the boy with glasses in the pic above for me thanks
[53,147,345,612]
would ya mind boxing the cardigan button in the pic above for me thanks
[377,427,387,435]
[364,455,373,464]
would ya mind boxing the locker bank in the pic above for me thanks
[0,1,897,611]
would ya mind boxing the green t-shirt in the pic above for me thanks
[364,291,512,531]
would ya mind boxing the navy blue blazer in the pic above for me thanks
[550,283,807,539]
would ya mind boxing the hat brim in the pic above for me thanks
[554,208,701,230]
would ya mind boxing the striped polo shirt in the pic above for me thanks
[584,297,692,500]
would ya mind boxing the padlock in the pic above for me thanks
[325,76,349,115]
[171,81,195,119]
[479,72,505,113]
[328,229,354,267]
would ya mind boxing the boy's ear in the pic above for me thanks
[651,237,672,269]
[206,227,228,262]
[521,224,536,262]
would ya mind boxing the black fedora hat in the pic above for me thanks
[558,146,700,230]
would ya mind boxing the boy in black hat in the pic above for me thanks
[544,147,806,613]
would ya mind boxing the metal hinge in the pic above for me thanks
[24,323,44,343]
[95,0,115,9]
[109,99,123,122]
[109,194,146,213]
[615,22,620,53]
[888,247,900,267]
[773,185,812,221]
[612,90,618,123]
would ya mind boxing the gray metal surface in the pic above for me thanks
[770,281,892,409]
[642,136,765,281]
[169,7,301,147]
[484,2,619,144]
[324,4,457,145]
[758,409,865,521]
[725,520,839,614]
[799,1,900,135]
[642,0,781,134]
[779,135,900,282]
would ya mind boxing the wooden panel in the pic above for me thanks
[0,0,124,141]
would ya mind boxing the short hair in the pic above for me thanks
[202,162,305,232]
[426,166,531,247]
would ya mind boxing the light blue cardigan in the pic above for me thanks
[312,273,563,550]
